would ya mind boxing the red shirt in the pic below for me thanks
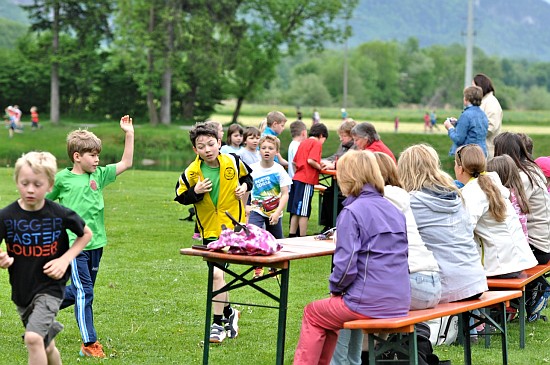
[365,140,396,163]
[293,137,323,185]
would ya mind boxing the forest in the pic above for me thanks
[1,0,550,125]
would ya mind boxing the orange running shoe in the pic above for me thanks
[80,341,106,358]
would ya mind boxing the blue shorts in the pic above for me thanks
[287,180,314,217]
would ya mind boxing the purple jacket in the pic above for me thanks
[329,184,411,318]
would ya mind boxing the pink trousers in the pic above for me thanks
[293,296,369,365]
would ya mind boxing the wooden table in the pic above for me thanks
[180,236,336,365]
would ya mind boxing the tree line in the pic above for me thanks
[1,1,549,125]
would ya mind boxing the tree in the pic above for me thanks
[23,0,113,123]
[226,0,358,122]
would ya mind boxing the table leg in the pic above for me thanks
[520,290,526,348]
[276,264,290,365]
[202,262,215,365]
[331,177,338,227]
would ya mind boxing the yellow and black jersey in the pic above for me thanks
[174,153,252,239]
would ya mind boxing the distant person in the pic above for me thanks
[341,108,348,120]
[423,112,431,132]
[430,110,439,130]
[473,73,502,158]
[0,151,92,365]
[394,116,399,133]
[312,109,320,125]
[351,122,396,163]
[443,86,488,157]
[296,106,303,121]
[30,106,40,130]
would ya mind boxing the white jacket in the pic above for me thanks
[521,169,550,253]
[480,92,502,159]
[461,172,538,276]
[384,185,440,274]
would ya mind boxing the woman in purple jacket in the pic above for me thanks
[293,150,411,365]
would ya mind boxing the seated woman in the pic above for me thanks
[375,152,442,308]
[494,132,550,265]
[454,144,537,278]
[293,150,410,365]
[398,144,487,303]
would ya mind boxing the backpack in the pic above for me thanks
[426,315,459,346]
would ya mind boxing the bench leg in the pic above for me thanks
[498,302,509,365]
[461,312,472,365]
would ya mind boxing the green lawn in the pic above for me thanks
[0,167,549,364]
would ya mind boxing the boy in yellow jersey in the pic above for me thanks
[175,122,253,343]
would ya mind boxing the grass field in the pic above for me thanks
[0,167,549,364]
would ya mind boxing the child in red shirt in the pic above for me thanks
[288,123,329,237]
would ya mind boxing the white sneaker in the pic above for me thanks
[209,323,227,343]
[224,308,241,339]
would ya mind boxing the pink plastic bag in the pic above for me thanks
[206,211,282,255]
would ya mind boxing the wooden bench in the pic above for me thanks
[343,290,522,365]
[486,263,550,348]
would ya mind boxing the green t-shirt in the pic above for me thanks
[46,165,117,250]
[201,164,220,207]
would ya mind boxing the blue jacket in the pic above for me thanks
[329,184,410,318]
[448,105,488,156]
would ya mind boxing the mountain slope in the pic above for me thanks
[349,0,550,61]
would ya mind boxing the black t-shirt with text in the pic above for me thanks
[0,200,85,307]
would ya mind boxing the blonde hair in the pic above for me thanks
[266,111,287,127]
[398,144,459,195]
[455,144,506,222]
[336,150,384,197]
[14,151,57,186]
[66,129,102,162]
[374,152,401,188]
[259,135,280,152]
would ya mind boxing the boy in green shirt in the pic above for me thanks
[47,115,134,358]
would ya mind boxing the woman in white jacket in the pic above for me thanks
[375,152,442,308]
[473,73,502,159]
[454,144,538,277]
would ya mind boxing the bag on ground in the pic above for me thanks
[426,315,459,346]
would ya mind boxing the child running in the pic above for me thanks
[174,122,253,343]
[46,115,134,358]
[0,151,92,365]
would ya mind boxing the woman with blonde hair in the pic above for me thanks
[294,150,410,365]
[454,144,537,278]
[375,152,442,309]
[398,144,487,303]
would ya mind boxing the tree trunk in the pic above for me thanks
[160,11,174,125]
[147,5,159,125]
[231,96,244,123]
[182,84,197,120]
[50,2,60,124]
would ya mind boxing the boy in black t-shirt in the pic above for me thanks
[0,151,92,365]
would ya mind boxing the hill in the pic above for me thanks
[348,0,550,61]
